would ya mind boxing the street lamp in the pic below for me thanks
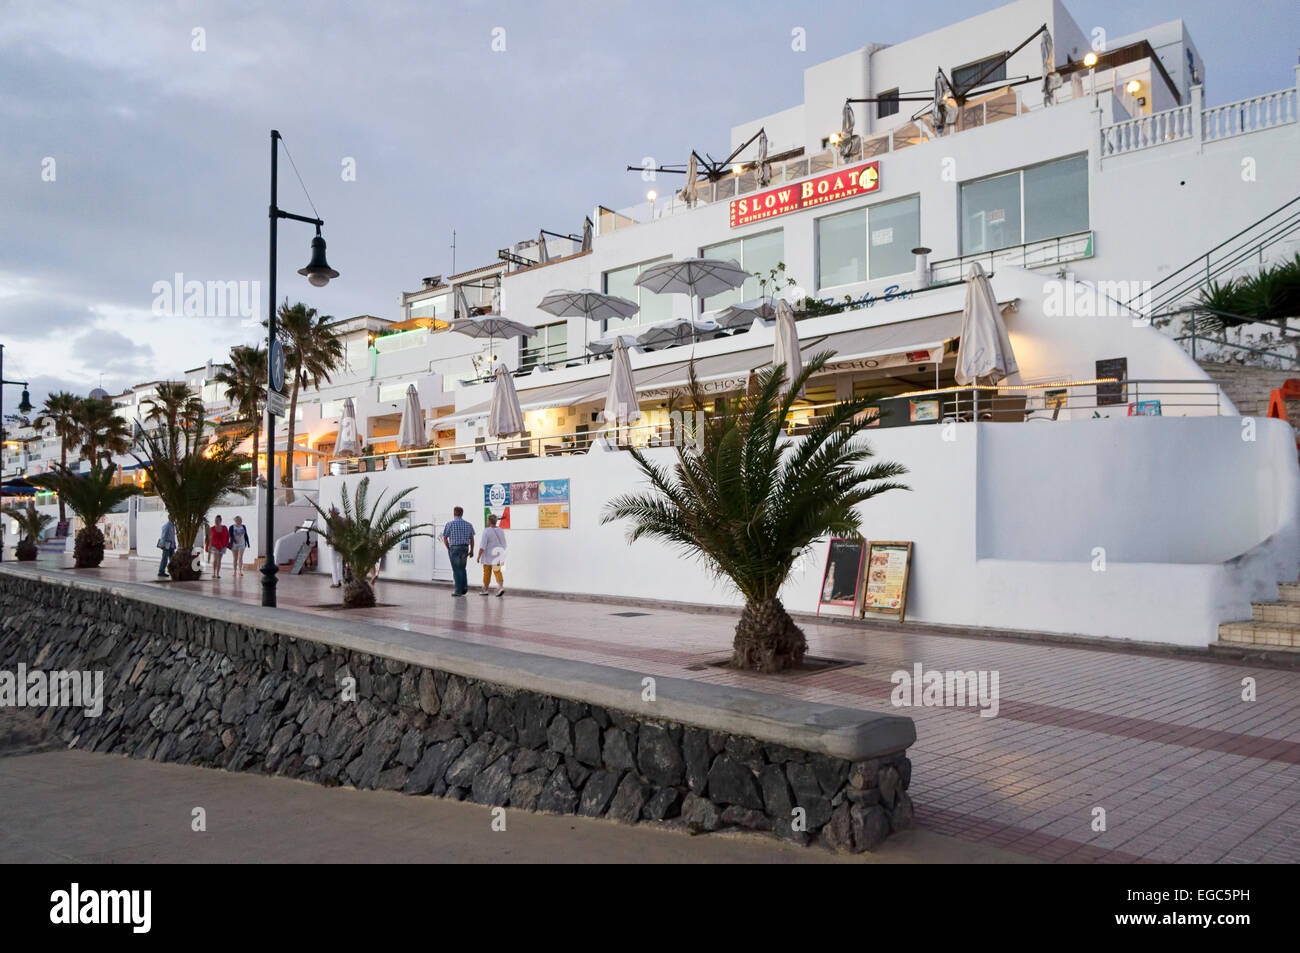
[262,129,338,608]
[0,342,34,563]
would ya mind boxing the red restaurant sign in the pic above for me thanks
[729,161,880,228]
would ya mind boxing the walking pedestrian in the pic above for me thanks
[229,515,249,578]
[442,506,475,597]
[156,516,177,578]
[327,505,344,588]
[478,513,506,596]
[209,515,230,578]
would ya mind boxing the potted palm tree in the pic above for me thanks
[2,501,54,561]
[32,464,141,568]
[277,301,343,488]
[37,391,83,531]
[133,411,249,580]
[304,477,434,608]
[603,353,908,673]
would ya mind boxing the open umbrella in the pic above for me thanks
[636,317,717,350]
[487,365,526,438]
[334,397,362,456]
[587,331,641,356]
[602,339,641,427]
[772,298,804,398]
[715,296,776,329]
[448,314,537,360]
[397,384,426,450]
[539,287,640,355]
[634,258,749,337]
[956,262,1019,386]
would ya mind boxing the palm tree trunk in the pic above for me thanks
[57,444,67,524]
[342,577,375,609]
[731,596,807,673]
[283,376,300,487]
[251,413,260,486]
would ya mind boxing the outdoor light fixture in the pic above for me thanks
[733,163,743,175]
[1083,51,1098,67]
[1125,79,1141,94]
[829,133,842,145]
[298,226,339,288]
[646,190,656,202]
[18,389,32,414]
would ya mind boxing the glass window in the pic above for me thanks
[603,257,672,331]
[817,209,867,289]
[409,293,450,322]
[1023,155,1089,243]
[868,196,920,280]
[877,89,899,119]
[953,55,1007,93]
[961,172,1021,254]
[521,322,568,369]
[701,229,784,310]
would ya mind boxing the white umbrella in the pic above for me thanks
[636,317,717,349]
[634,258,749,337]
[772,298,804,398]
[397,384,426,449]
[602,339,641,426]
[838,101,859,160]
[757,130,771,186]
[334,397,362,456]
[487,365,526,438]
[956,262,1019,386]
[536,230,550,264]
[678,153,699,206]
[581,217,593,252]
[539,288,640,355]
[587,331,641,356]
[715,296,775,329]
[448,314,537,360]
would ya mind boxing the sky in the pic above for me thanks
[1,0,1296,411]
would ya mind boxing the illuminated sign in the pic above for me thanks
[730,162,880,227]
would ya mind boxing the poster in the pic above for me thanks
[862,541,913,621]
[539,479,570,503]
[538,504,570,529]
[510,480,539,504]
[817,537,866,617]
[1096,357,1128,406]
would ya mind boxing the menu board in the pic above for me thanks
[817,538,866,617]
[861,541,913,621]
[1096,357,1128,406]
[484,478,569,530]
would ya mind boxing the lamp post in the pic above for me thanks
[261,129,339,607]
[0,343,35,563]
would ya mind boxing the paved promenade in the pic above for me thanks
[15,554,1300,863]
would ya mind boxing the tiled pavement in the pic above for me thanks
[24,556,1300,864]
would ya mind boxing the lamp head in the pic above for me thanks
[18,389,33,414]
[298,227,339,288]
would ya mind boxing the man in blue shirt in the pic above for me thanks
[157,517,177,578]
[442,507,475,596]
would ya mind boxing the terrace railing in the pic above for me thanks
[930,231,1094,284]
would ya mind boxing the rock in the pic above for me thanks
[396,728,424,768]
[889,792,914,831]
[470,756,513,806]
[681,793,722,833]
[812,755,850,795]
[607,774,650,824]
[486,696,516,740]
[642,787,682,821]
[443,740,490,789]
[573,718,601,766]
[786,761,821,802]
[720,806,772,831]
[509,768,550,810]
[896,756,912,790]
[706,755,763,810]
[847,758,880,790]
[375,765,409,791]
[577,770,622,817]
[219,687,245,723]
[877,765,900,807]
[511,749,544,776]
[823,802,854,852]
[796,794,833,831]
[536,767,578,814]
[724,736,765,773]
[845,786,881,808]
[514,694,556,749]
[601,728,636,773]
[760,764,794,818]
[417,669,440,715]
[851,804,890,852]
[636,724,684,787]
[546,714,573,756]
[565,757,591,789]
[682,728,712,793]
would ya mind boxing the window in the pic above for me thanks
[816,195,920,290]
[700,229,784,310]
[960,155,1088,254]
[603,257,673,331]
[952,54,1007,94]
[521,322,568,369]
[877,89,900,119]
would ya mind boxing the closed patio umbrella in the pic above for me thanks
[602,339,641,426]
[757,130,771,186]
[634,257,749,339]
[772,298,804,398]
[956,262,1019,387]
[334,397,362,456]
[678,153,699,206]
[397,384,426,450]
[536,230,550,264]
[581,217,593,252]
[487,365,526,438]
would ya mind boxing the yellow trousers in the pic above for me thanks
[482,565,503,586]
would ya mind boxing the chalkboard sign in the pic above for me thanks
[1096,357,1128,406]
[817,538,866,617]
[861,541,914,622]
[289,539,312,575]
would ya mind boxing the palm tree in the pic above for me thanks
[2,501,54,561]
[602,353,909,673]
[74,397,133,467]
[141,382,205,458]
[32,464,140,568]
[37,391,82,525]
[277,301,342,487]
[304,478,434,608]
[132,412,249,580]
[215,345,266,486]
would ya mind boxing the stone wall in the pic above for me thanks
[1200,361,1297,419]
[0,572,914,853]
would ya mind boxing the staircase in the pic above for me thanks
[1218,583,1300,653]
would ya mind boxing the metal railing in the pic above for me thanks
[930,231,1094,283]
